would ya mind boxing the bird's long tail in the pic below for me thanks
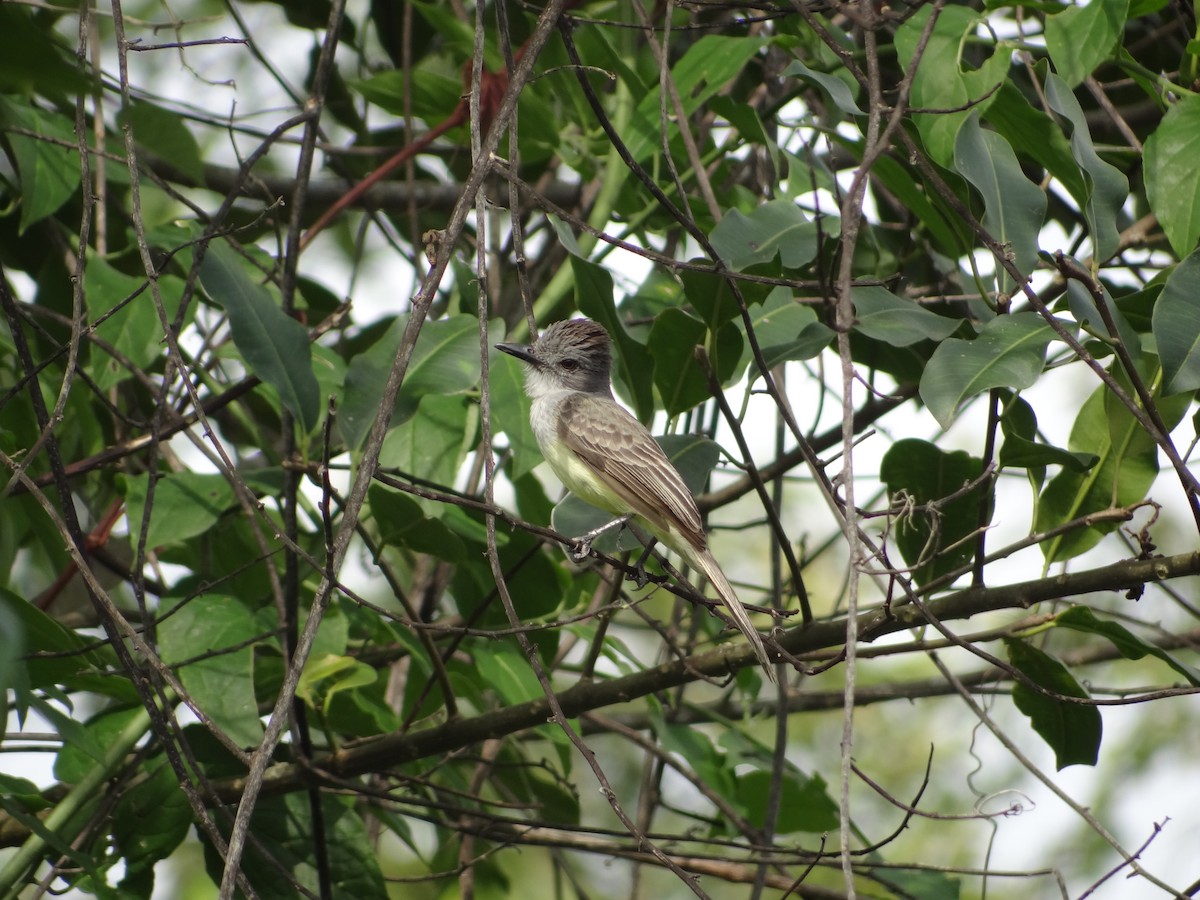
[684,544,775,681]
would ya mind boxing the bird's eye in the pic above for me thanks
[560,358,580,371]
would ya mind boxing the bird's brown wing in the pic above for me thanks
[558,392,706,551]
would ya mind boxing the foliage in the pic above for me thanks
[2,0,1200,898]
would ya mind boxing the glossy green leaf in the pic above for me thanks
[870,868,961,900]
[112,756,192,889]
[999,395,1097,473]
[0,587,112,690]
[782,59,863,115]
[954,112,1047,287]
[0,5,88,95]
[1006,637,1101,769]
[53,705,145,784]
[709,199,819,272]
[627,34,768,161]
[852,285,960,346]
[1152,248,1200,394]
[1037,365,1189,561]
[118,100,204,182]
[648,309,742,417]
[1145,94,1200,258]
[1065,276,1139,353]
[919,313,1054,428]
[738,769,839,834]
[896,5,1012,165]
[1044,0,1129,87]
[340,314,482,449]
[123,472,237,549]
[0,98,80,233]
[658,721,737,801]
[201,794,387,900]
[474,643,543,705]
[298,652,378,718]
[85,260,186,391]
[378,393,474,490]
[868,152,969,257]
[198,242,320,432]
[368,483,466,562]
[880,438,988,586]
[1043,71,1129,260]
[1056,606,1200,685]
[744,287,832,368]
[158,594,264,749]
[985,81,1088,206]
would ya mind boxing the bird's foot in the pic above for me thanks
[627,542,656,589]
[570,513,633,562]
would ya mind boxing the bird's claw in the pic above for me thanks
[628,564,650,589]
[569,538,593,562]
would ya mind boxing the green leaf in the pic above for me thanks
[118,100,204,183]
[1065,275,1140,353]
[201,794,388,900]
[1043,71,1130,260]
[870,868,961,900]
[999,395,1097,473]
[738,769,839,834]
[368,483,466,562]
[159,594,264,749]
[709,199,819,272]
[1145,94,1200,258]
[54,706,145,784]
[0,98,80,234]
[1038,364,1189,561]
[880,438,989,586]
[122,472,237,549]
[378,393,474,489]
[85,260,186,391]
[985,81,1089,207]
[919,313,1054,428]
[113,756,192,887]
[743,287,832,368]
[198,242,320,432]
[298,652,378,718]
[953,112,1047,287]
[1044,0,1130,87]
[658,722,737,801]
[1056,606,1200,685]
[627,35,768,161]
[852,285,960,346]
[1153,248,1200,394]
[1005,638,1102,769]
[571,258,656,422]
[868,151,969,258]
[782,59,863,116]
[0,6,88,96]
[474,642,543,705]
[649,309,708,416]
[340,314,482,449]
[896,5,1011,165]
[0,587,111,690]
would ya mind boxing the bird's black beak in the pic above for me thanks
[496,342,539,367]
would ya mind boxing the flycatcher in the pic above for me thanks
[497,318,774,678]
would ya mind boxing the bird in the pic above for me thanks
[496,318,775,679]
